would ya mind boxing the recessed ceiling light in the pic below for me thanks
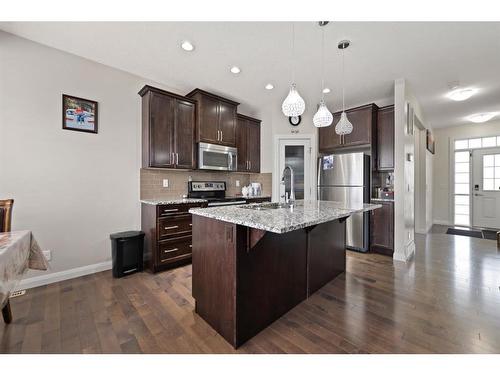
[181,40,195,52]
[230,66,241,74]
[446,87,477,101]
[265,83,274,90]
[322,88,331,94]
[467,112,498,123]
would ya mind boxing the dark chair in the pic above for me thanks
[1,199,14,324]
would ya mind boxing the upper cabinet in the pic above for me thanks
[318,103,378,153]
[236,114,261,173]
[139,85,196,169]
[186,89,239,147]
[376,105,395,171]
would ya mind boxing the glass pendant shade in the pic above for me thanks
[313,100,333,127]
[335,111,353,135]
[282,83,305,117]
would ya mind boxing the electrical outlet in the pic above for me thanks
[43,250,52,261]
[163,179,169,188]
[236,180,240,187]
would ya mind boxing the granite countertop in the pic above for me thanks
[189,200,381,234]
[141,198,208,205]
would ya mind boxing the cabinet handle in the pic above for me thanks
[249,160,251,170]
[176,153,179,165]
[221,131,223,142]
[162,209,178,213]
[164,225,179,230]
[189,244,192,248]
[217,130,221,141]
[163,248,179,253]
[189,223,192,226]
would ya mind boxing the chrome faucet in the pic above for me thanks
[280,165,295,207]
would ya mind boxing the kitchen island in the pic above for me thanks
[189,200,380,348]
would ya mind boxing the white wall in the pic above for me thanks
[0,31,179,286]
[393,79,432,262]
[432,120,500,225]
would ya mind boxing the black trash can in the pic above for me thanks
[110,231,145,278]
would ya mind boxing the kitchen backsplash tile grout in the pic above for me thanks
[140,169,272,200]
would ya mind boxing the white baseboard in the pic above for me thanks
[393,240,416,262]
[15,260,112,291]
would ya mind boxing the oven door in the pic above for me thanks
[198,142,237,171]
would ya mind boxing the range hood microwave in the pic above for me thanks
[198,142,237,171]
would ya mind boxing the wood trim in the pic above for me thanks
[138,85,196,103]
[186,88,240,106]
[237,113,261,123]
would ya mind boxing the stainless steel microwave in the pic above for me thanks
[198,142,237,171]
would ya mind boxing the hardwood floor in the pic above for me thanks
[2,228,500,353]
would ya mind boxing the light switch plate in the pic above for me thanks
[43,250,51,261]
[163,179,169,188]
[236,180,240,187]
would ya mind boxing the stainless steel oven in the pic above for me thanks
[198,142,237,171]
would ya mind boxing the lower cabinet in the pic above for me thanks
[141,202,207,273]
[370,200,394,256]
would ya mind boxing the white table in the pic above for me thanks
[0,230,48,323]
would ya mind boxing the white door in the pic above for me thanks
[276,138,312,201]
[472,148,500,229]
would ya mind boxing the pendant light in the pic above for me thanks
[335,40,353,136]
[282,23,305,117]
[313,21,333,128]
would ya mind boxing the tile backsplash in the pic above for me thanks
[140,168,272,200]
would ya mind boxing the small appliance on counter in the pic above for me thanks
[375,187,394,200]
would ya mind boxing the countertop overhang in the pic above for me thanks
[189,200,381,234]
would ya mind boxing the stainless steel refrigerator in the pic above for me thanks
[317,152,370,252]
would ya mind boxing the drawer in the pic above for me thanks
[157,203,205,217]
[158,215,192,238]
[158,236,192,263]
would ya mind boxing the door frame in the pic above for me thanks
[273,133,317,201]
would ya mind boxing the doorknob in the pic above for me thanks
[474,193,484,196]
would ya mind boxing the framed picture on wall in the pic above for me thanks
[62,94,98,133]
[426,129,435,154]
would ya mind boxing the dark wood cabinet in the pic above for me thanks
[377,105,395,171]
[186,88,239,147]
[236,114,261,173]
[139,85,196,169]
[141,202,207,273]
[370,200,394,256]
[318,103,378,153]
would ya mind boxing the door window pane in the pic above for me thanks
[469,138,482,148]
[455,195,469,205]
[484,167,494,179]
[455,139,469,150]
[455,184,469,194]
[496,179,500,190]
[455,163,469,173]
[484,154,495,167]
[455,173,469,183]
[484,179,494,191]
[455,151,470,162]
[455,205,469,215]
[284,145,304,199]
[482,137,497,148]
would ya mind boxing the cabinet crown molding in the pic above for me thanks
[138,85,196,104]
[186,88,240,106]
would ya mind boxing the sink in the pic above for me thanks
[240,202,292,210]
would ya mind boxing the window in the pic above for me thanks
[483,154,500,191]
[454,151,470,226]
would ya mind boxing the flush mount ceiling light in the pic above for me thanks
[313,21,333,128]
[467,112,498,123]
[335,40,353,136]
[447,87,478,101]
[180,40,195,52]
[265,83,274,90]
[322,88,331,94]
[230,66,241,74]
[282,23,305,117]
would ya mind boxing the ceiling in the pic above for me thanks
[1,21,500,128]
